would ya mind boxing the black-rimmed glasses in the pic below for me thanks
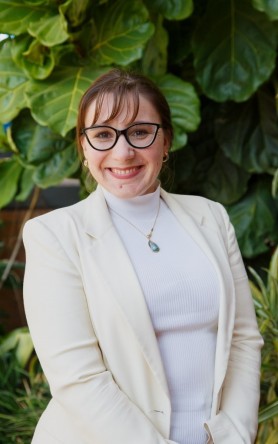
[81,122,162,151]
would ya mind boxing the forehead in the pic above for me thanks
[84,93,159,126]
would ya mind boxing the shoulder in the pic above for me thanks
[25,190,94,226]
[161,190,232,250]
[23,192,93,244]
[168,192,218,208]
[162,190,227,225]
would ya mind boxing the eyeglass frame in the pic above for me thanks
[80,122,162,151]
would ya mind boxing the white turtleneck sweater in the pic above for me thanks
[102,186,220,444]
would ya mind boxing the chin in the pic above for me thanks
[108,186,141,199]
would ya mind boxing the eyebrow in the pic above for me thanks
[85,120,159,129]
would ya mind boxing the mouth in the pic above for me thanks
[108,166,142,177]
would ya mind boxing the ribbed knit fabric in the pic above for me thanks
[103,186,220,444]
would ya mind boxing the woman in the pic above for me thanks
[23,69,263,444]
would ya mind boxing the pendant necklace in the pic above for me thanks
[110,199,161,253]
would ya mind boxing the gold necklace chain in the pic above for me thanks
[110,199,161,252]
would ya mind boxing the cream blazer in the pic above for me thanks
[23,186,263,444]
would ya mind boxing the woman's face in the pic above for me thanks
[81,94,170,199]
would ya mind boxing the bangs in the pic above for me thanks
[92,85,140,125]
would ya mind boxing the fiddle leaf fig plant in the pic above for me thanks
[0,0,277,260]
[192,0,277,102]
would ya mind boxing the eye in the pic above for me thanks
[135,129,148,137]
[94,130,114,139]
[87,127,115,142]
[129,126,150,139]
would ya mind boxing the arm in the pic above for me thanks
[23,218,177,444]
[205,204,264,444]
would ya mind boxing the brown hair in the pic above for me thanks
[76,68,173,158]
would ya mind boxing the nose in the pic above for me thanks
[112,134,135,159]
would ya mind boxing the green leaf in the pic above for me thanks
[0,327,33,368]
[249,267,271,310]
[0,124,11,153]
[144,0,193,20]
[166,19,195,67]
[0,0,69,47]
[156,74,200,150]
[10,109,80,193]
[269,246,278,314]
[11,35,55,80]
[15,167,34,202]
[90,0,154,66]
[272,168,278,198]
[33,142,80,188]
[249,278,265,307]
[192,0,276,102]
[259,399,278,423]
[202,150,250,205]
[23,0,48,4]
[141,16,168,76]
[0,40,29,123]
[215,84,278,173]
[28,8,69,47]
[171,122,250,205]
[172,127,188,152]
[227,179,278,257]
[0,0,48,35]
[0,158,22,208]
[252,0,278,20]
[26,66,107,136]
[11,109,72,164]
[61,0,91,28]
[265,429,278,444]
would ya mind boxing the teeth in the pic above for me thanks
[111,167,138,175]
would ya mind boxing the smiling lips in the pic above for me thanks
[109,166,142,177]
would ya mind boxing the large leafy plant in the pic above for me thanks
[0,0,277,259]
[0,328,50,443]
[249,247,278,444]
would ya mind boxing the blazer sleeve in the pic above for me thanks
[204,203,264,444]
[23,218,177,444]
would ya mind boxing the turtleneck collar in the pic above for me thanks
[101,185,161,221]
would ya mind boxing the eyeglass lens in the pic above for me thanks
[84,123,159,150]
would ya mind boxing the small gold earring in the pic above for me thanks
[84,159,88,167]
[162,152,169,163]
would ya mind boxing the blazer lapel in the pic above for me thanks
[161,190,235,399]
[82,187,235,408]
[83,186,170,397]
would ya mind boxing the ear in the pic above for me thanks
[80,135,88,157]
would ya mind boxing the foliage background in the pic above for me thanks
[0,0,277,263]
[0,1,278,443]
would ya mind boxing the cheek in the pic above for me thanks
[153,148,164,166]
[87,151,107,171]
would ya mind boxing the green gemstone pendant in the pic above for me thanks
[148,240,160,252]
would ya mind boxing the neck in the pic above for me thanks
[102,185,161,253]
[102,185,161,219]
